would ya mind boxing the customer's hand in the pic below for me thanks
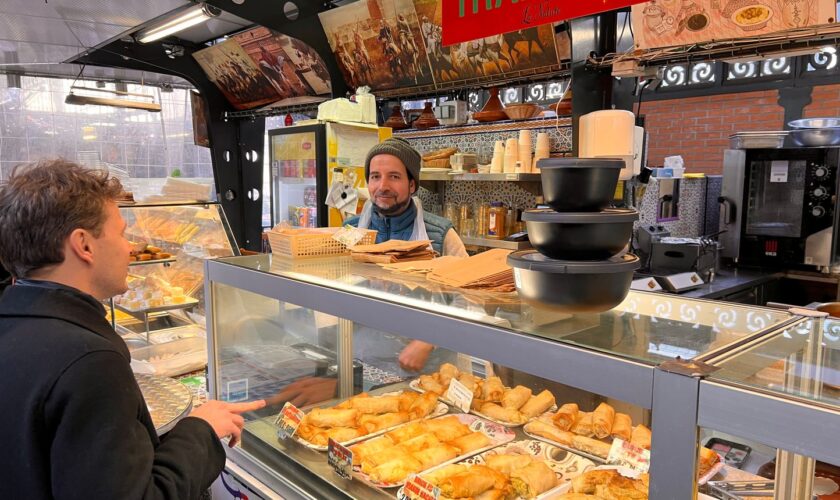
[190,399,266,447]
[399,340,435,372]
[267,377,338,408]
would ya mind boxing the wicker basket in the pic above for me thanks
[267,227,376,259]
[423,158,451,168]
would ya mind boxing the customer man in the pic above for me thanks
[345,137,467,373]
[346,136,467,257]
[0,159,264,499]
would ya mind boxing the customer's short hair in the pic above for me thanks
[0,159,124,278]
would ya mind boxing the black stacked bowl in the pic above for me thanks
[507,158,640,313]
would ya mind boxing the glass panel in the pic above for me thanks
[112,203,236,336]
[215,255,794,366]
[745,159,806,237]
[710,318,840,408]
[269,131,318,227]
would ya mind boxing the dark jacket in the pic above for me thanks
[345,200,454,254]
[0,282,225,499]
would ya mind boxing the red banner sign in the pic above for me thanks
[442,0,648,46]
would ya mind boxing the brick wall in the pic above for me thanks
[637,83,840,175]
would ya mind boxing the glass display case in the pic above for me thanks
[204,254,840,500]
[111,202,238,374]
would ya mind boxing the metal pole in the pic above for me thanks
[337,318,354,399]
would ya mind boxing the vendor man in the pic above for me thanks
[346,136,468,258]
[343,137,467,373]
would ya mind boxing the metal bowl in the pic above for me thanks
[508,251,640,313]
[788,118,840,129]
[790,128,840,147]
[523,208,638,260]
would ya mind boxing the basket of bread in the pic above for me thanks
[422,147,458,169]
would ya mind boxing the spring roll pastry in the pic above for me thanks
[569,412,594,437]
[519,390,556,419]
[369,456,423,484]
[572,435,612,459]
[385,421,428,444]
[397,433,441,453]
[335,392,368,409]
[407,391,439,419]
[439,469,497,498]
[439,362,460,387]
[502,385,533,410]
[552,403,579,431]
[414,444,460,470]
[397,390,420,411]
[457,372,481,394]
[484,453,534,475]
[592,402,616,439]
[480,403,527,425]
[450,431,492,454]
[306,407,359,428]
[510,461,558,498]
[359,411,410,433]
[571,469,618,494]
[630,424,652,450]
[482,376,505,402]
[349,436,392,465]
[524,418,574,446]
[422,464,468,486]
[419,374,445,395]
[611,412,632,441]
[426,418,471,442]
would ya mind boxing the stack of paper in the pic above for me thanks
[427,249,515,293]
[349,240,435,264]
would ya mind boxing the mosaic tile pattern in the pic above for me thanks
[443,181,541,211]
[705,175,723,236]
[638,177,706,238]
[398,118,573,159]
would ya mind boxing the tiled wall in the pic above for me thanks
[638,177,709,238]
[0,76,212,182]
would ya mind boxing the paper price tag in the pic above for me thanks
[770,160,789,183]
[274,402,305,439]
[607,438,651,473]
[328,438,353,480]
[446,378,473,413]
[404,474,440,500]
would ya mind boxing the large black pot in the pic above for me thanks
[508,251,640,313]
[523,208,638,260]
[537,158,625,212]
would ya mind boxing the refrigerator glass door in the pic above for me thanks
[270,131,318,227]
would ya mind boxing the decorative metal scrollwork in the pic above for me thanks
[661,65,687,87]
[526,84,545,102]
[690,62,715,84]
[808,49,837,71]
[761,57,790,76]
[467,91,481,112]
[727,62,758,80]
[502,87,521,104]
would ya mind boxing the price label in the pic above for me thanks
[404,474,440,500]
[607,438,651,473]
[770,160,789,183]
[328,438,354,480]
[446,378,473,413]
[274,402,305,439]
[505,173,517,180]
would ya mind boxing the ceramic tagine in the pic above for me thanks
[412,102,440,129]
[384,104,409,130]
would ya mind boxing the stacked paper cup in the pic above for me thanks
[490,140,505,173]
[533,133,550,170]
[503,138,518,173]
[518,130,532,174]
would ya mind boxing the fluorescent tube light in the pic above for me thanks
[137,3,220,44]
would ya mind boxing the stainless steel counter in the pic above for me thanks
[677,268,782,300]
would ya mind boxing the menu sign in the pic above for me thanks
[446,378,474,412]
[274,402,305,439]
[632,0,835,50]
[441,0,648,46]
[328,438,354,479]
[607,438,651,472]
[404,474,441,500]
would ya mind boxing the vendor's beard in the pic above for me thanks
[373,194,412,216]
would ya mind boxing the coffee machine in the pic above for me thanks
[719,147,840,271]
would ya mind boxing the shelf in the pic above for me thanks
[420,171,541,182]
[129,257,176,267]
[275,177,316,185]
[115,297,199,317]
[461,236,532,250]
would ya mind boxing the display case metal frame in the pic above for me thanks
[204,255,840,500]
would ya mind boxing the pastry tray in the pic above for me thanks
[136,373,193,435]
[129,257,177,267]
[353,413,516,489]
[409,379,555,428]
[395,439,598,500]
[115,297,199,315]
[284,391,449,452]
[521,424,610,465]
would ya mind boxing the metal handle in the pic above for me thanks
[719,196,737,224]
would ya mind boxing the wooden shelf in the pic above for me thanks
[420,172,541,182]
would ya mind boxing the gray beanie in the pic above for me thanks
[364,137,421,183]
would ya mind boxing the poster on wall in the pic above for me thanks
[319,0,560,91]
[192,39,280,110]
[415,0,559,83]
[193,28,331,110]
[190,90,210,148]
[632,0,836,50]
[319,0,435,91]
